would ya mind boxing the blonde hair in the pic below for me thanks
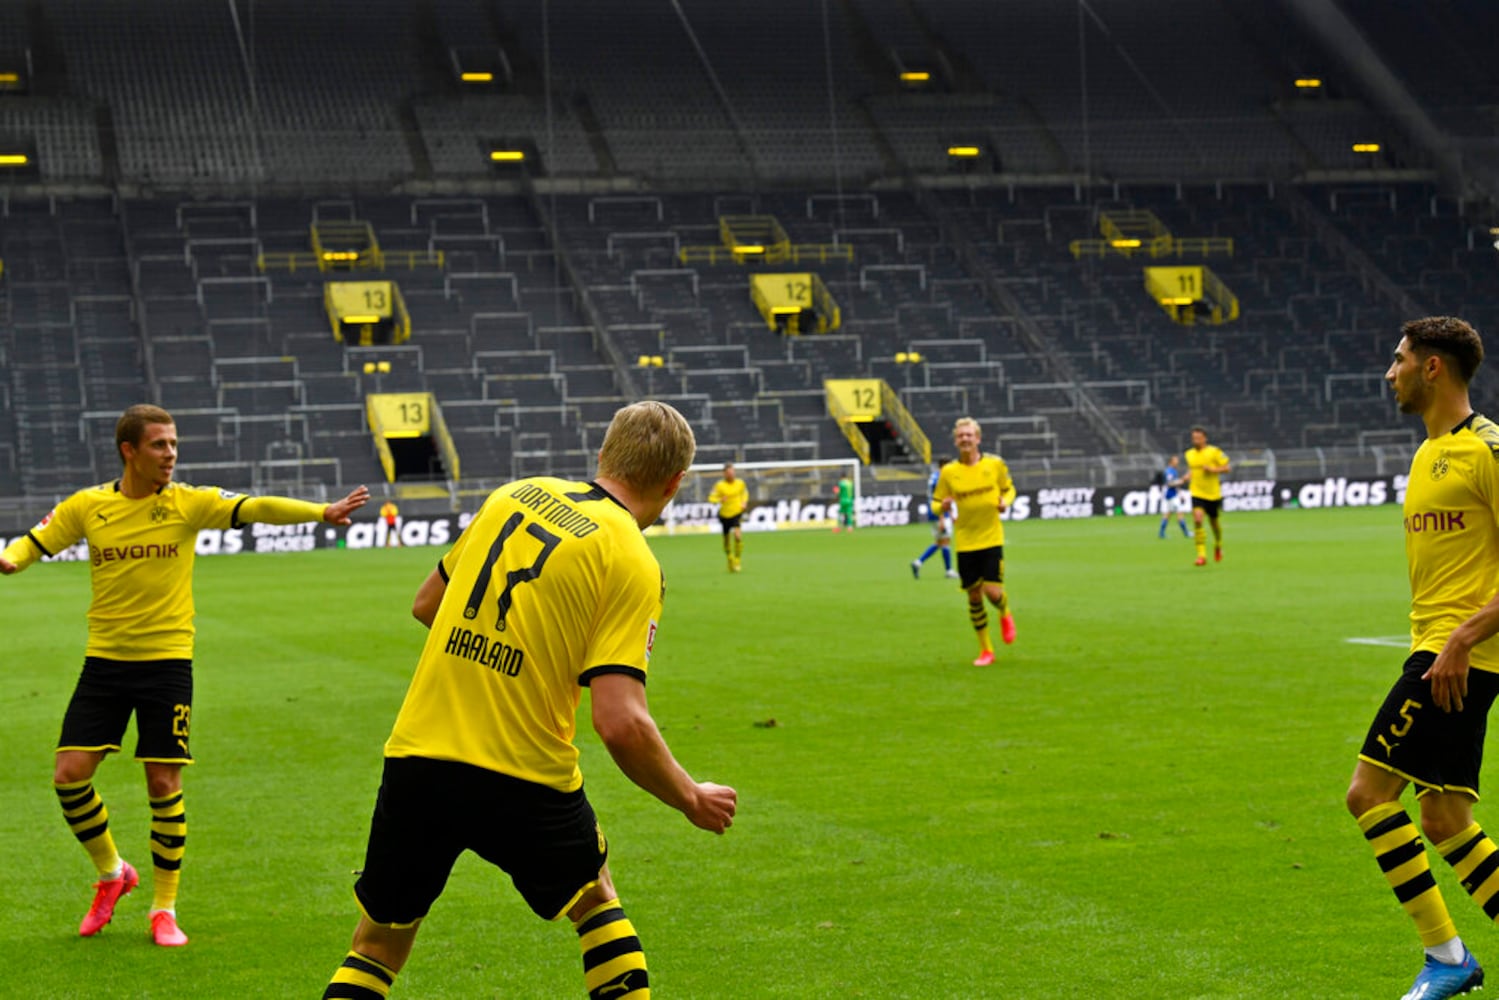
[116,403,175,462]
[597,401,696,490]
[952,416,981,438]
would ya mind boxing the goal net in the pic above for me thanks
[658,457,861,534]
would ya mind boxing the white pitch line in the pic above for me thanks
[1345,636,1410,648]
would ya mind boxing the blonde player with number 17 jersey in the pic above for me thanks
[323,401,736,1000]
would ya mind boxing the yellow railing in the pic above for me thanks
[1069,235,1234,259]
[429,398,460,482]
[825,385,872,464]
[880,382,930,464]
[364,398,398,483]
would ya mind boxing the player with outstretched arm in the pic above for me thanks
[0,403,368,949]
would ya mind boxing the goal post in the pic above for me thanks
[657,457,861,535]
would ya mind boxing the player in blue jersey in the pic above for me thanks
[911,463,956,579]
[1157,454,1190,539]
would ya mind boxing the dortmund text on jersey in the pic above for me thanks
[385,478,665,793]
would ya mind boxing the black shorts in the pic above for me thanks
[1359,651,1499,799]
[58,657,194,763]
[354,756,608,926]
[718,513,742,534]
[956,546,1004,590]
[1191,496,1223,518]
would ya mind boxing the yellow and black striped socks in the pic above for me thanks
[1438,823,1499,921]
[575,900,650,998]
[55,779,121,876]
[969,603,993,654]
[324,951,397,999]
[1359,802,1458,946]
[149,791,186,912]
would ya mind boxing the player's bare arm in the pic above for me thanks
[1425,591,1499,712]
[323,485,371,525]
[590,673,737,833]
[411,566,446,628]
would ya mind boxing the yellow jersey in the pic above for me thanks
[0,481,248,660]
[708,477,749,519]
[934,454,1016,552]
[1186,445,1231,501]
[1403,414,1499,673]
[384,478,665,792]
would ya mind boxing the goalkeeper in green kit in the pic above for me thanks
[833,475,855,532]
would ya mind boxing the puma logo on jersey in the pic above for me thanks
[1376,735,1399,757]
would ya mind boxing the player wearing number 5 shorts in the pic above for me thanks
[1347,317,1499,1000]
[323,401,737,1000]
[0,404,369,952]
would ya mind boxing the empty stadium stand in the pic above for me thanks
[3,1,1498,509]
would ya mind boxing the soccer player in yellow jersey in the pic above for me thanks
[1185,425,1231,566]
[1346,317,1499,1000]
[0,404,368,948]
[933,417,1018,667]
[323,401,737,1000]
[708,461,749,572]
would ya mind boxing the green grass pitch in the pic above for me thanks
[0,506,1481,997]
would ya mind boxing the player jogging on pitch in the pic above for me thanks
[933,418,1017,666]
[912,462,957,579]
[708,462,748,572]
[1185,425,1231,566]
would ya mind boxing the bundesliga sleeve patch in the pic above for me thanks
[645,620,658,661]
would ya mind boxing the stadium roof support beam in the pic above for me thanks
[1279,0,1466,195]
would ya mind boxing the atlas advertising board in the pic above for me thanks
[0,475,1408,560]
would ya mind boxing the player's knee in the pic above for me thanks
[568,883,618,925]
[1344,784,1378,819]
[1344,775,1398,819]
[144,766,183,799]
[1419,812,1466,845]
[53,751,102,785]
[1418,797,1476,845]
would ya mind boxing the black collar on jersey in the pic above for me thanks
[111,480,168,495]
[570,480,630,514]
[1454,412,1479,434]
